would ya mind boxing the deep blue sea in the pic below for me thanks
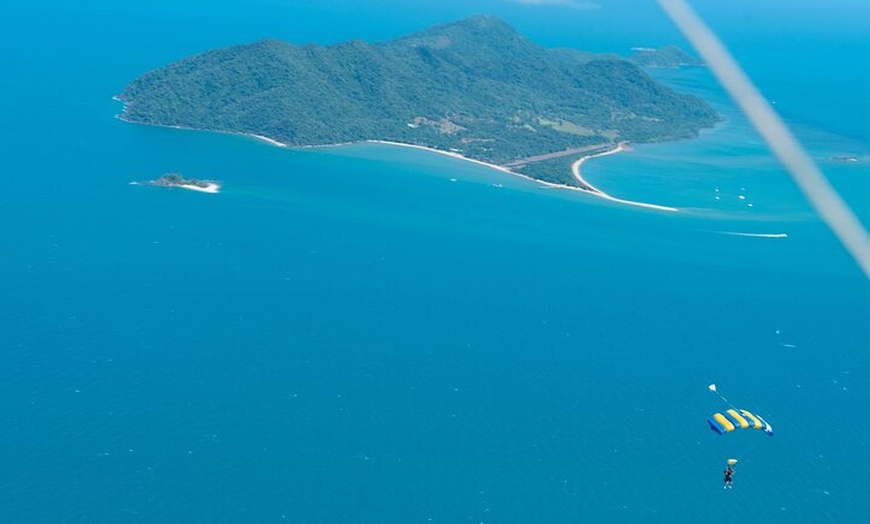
[2,1,869,523]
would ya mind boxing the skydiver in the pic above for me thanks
[723,465,734,489]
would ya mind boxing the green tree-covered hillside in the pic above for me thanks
[119,15,720,183]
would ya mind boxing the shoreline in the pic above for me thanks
[179,182,220,193]
[367,140,680,211]
[115,106,677,210]
[245,133,287,148]
[367,140,517,175]
[571,143,678,212]
[130,180,221,194]
[115,108,288,149]
[365,140,603,193]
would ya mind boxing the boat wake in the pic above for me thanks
[719,231,789,239]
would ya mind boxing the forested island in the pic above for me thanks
[118,15,719,186]
[134,173,220,193]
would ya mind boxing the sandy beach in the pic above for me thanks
[245,133,287,148]
[179,182,221,193]
[366,141,607,193]
[116,102,676,210]
[571,143,678,212]
[368,140,517,175]
[116,105,288,150]
[130,180,221,193]
[371,140,678,211]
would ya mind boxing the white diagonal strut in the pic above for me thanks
[657,0,870,278]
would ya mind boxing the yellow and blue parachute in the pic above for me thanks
[708,408,774,436]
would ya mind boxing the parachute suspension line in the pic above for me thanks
[708,384,736,410]
[727,431,769,467]
[715,391,736,411]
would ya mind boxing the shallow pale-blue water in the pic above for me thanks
[2,2,869,522]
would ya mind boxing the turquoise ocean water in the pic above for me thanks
[2,1,869,522]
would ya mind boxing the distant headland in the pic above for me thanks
[132,173,220,193]
[117,15,719,188]
[627,45,706,68]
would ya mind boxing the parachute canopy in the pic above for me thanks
[708,384,717,392]
[708,408,774,436]
[727,458,738,466]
